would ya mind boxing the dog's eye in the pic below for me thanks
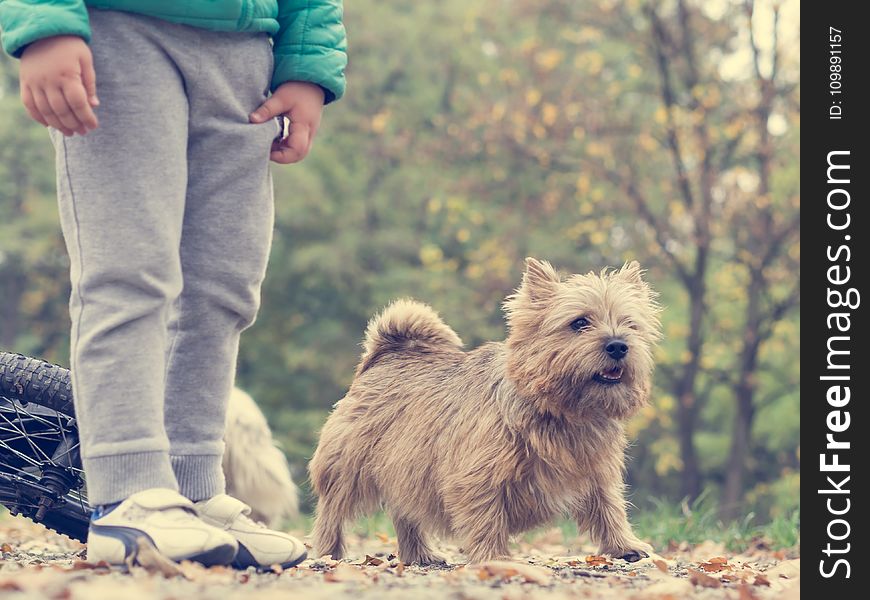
[570,317,590,331]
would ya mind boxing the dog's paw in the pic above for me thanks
[420,554,449,567]
[602,539,653,563]
[405,552,448,567]
[617,548,649,563]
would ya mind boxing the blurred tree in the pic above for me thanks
[0,0,799,520]
[718,0,799,518]
[0,53,70,360]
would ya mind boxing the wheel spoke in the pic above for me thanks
[1,406,55,464]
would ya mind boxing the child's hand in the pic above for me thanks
[19,35,99,136]
[250,81,325,164]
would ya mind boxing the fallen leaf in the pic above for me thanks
[476,560,551,584]
[361,554,384,566]
[0,580,22,591]
[753,573,771,586]
[70,560,111,571]
[738,583,762,600]
[699,557,732,573]
[395,561,405,577]
[653,559,669,573]
[376,533,390,543]
[127,538,183,578]
[324,563,369,583]
[584,555,613,567]
[688,568,722,588]
[0,543,12,553]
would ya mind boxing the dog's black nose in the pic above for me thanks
[604,338,629,360]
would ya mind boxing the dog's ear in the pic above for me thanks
[503,258,560,321]
[617,260,645,284]
[519,257,561,301]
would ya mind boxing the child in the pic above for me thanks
[0,0,346,569]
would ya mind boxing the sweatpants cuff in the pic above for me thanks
[171,454,225,502]
[83,451,178,506]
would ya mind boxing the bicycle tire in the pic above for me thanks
[0,351,90,542]
[0,352,76,418]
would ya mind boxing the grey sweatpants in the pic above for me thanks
[51,9,281,505]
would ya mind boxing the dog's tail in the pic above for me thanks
[357,298,463,375]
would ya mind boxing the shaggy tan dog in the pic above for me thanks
[309,258,662,564]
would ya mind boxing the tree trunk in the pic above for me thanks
[676,266,707,501]
[721,268,763,519]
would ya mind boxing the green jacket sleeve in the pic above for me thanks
[0,0,91,58]
[272,0,347,104]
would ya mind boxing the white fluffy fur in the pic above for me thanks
[223,387,299,526]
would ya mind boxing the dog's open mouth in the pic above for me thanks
[593,366,624,384]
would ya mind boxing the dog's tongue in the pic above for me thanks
[603,366,623,378]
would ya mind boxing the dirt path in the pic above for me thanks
[0,517,799,599]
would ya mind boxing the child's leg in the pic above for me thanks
[159,29,279,501]
[53,11,192,505]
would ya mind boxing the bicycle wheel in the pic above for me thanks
[0,352,90,542]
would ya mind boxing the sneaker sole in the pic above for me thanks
[230,542,308,572]
[178,542,238,567]
[89,524,237,568]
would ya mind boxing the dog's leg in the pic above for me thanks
[449,500,511,563]
[577,483,652,563]
[393,517,446,566]
[460,518,510,563]
[311,500,348,560]
[310,456,356,559]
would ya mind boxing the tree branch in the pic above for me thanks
[646,4,696,211]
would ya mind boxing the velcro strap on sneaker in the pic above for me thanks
[128,488,197,513]
[200,494,252,527]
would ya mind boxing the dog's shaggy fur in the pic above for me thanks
[223,387,299,526]
[309,258,662,564]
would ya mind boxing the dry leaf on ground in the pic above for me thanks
[699,557,732,573]
[688,568,722,588]
[584,555,614,567]
[127,538,183,578]
[324,563,370,583]
[476,560,552,584]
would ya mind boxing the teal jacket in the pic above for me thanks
[0,0,346,102]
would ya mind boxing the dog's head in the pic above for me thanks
[503,258,662,420]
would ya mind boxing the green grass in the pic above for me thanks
[631,493,800,552]
[285,494,799,554]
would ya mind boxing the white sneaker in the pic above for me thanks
[87,488,238,567]
[195,494,307,570]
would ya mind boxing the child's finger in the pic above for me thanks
[250,96,287,123]
[80,54,99,106]
[20,86,49,127]
[270,145,304,164]
[271,124,310,163]
[32,87,73,135]
[61,80,99,130]
[45,86,84,134]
